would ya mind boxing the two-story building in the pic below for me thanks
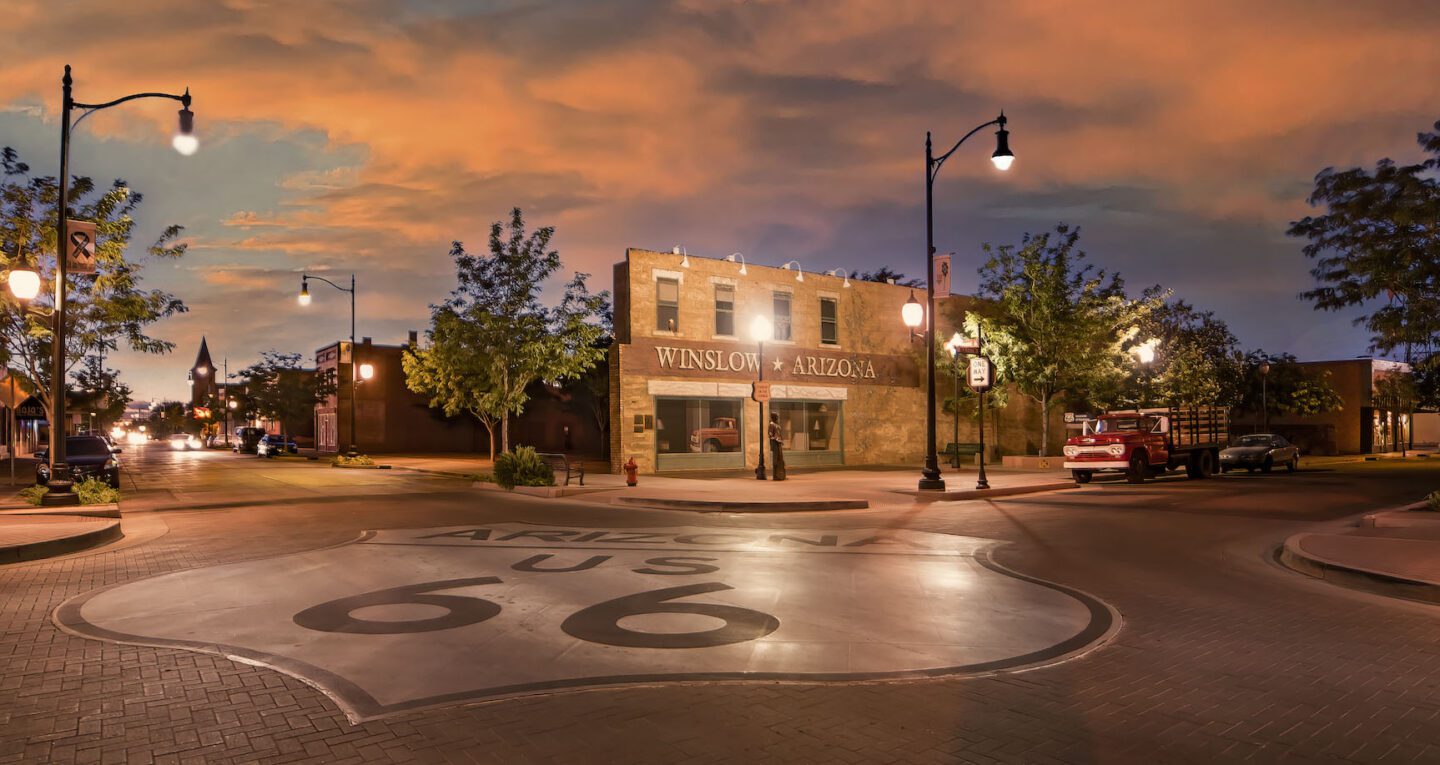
[608,248,1060,474]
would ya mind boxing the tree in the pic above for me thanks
[1128,296,1244,408]
[234,351,332,441]
[70,355,132,432]
[1372,372,1417,453]
[0,147,187,415]
[1289,120,1440,359]
[1238,352,1344,426]
[144,400,188,438]
[856,267,923,288]
[976,225,1160,455]
[404,208,609,458]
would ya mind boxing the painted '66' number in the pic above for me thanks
[293,579,780,649]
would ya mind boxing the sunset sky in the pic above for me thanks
[2,0,1438,402]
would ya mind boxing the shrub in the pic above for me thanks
[472,472,495,484]
[75,478,120,505]
[19,485,47,506]
[1426,490,1440,512]
[494,446,556,490]
[332,454,376,467]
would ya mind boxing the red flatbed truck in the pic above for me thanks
[1062,405,1229,484]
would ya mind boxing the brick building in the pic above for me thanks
[608,248,1062,474]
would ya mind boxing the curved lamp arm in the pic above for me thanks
[930,113,1006,180]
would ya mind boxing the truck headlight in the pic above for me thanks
[1062,445,1079,457]
[1108,444,1126,456]
[104,459,117,470]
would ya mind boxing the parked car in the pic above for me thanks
[233,427,265,454]
[169,433,203,451]
[35,436,122,488]
[256,434,298,458]
[1220,433,1299,473]
[689,417,741,452]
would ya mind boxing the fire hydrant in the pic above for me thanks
[623,457,639,487]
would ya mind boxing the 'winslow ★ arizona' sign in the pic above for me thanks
[628,338,919,387]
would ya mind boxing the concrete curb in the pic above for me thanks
[611,497,870,513]
[893,480,1080,503]
[1280,533,1440,605]
[0,518,123,565]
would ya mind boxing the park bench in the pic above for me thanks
[537,452,585,486]
[942,442,984,468]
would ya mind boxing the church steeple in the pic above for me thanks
[190,337,217,407]
[193,336,214,374]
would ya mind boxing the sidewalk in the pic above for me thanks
[1281,504,1440,604]
[0,514,122,563]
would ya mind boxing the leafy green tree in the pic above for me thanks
[1126,296,1244,408]
[856,267,923,288]
[0,147,187,414]
[70,355,132,432]
[404,208,609,458]
[976,225,1160,455]
[234,351,332,442]
[144,400,188,438]
[1238,352,1344,427]
[1289,120,1440,359]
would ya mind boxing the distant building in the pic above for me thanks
[1263,358,1414,455]
[188,337,217,407]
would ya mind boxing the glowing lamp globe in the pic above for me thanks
[901,291,923,329]
[749,315,772,343]
[359,362,375,380]
[7,269,40,301]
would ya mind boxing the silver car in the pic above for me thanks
[1220,433,1299,473]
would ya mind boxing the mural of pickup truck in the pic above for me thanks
[689,417,741,452]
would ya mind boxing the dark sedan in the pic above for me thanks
[35,435,122,488]
[256,434,298,458]
[1220,433,1299,473]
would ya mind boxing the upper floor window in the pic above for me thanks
[714,284,735,336]
[820,297,838,345]
[773,292,792,341]
[657,277,679,332]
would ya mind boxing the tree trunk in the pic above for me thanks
[501,367,511,454]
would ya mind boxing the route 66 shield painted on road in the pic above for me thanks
[56,524,1118,722]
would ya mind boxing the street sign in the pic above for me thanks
[968,357,992,391]
[65,219,98,274]
[934,254,952,299]
[752,381,771,402]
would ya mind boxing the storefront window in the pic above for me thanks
[657,277,679,332]
[770,401,842,465]
[655,397,745,470]
[820,297,838,345]
[773,292,792,341]
[715,284,735,337]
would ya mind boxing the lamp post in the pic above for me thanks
[32,65,195,506]
[1135,340,1157,408]
[1259,361,1271,432]
[974,324,991,490]
[298,274,359,456]
[749,315,772,480]
[943,332,964,468]
[918,113,1014,491]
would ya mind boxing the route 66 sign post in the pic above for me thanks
[969,356,993,489]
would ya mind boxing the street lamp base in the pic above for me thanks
[917,477,946,491]
[41,486,79,507]
[755,467,768,480]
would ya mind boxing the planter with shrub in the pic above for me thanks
[494,447,556,490]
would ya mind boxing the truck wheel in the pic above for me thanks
[1186,450,1215,479]
[1072,470,1092,484]
[1126,453,1148,483]
[702,439,720,453]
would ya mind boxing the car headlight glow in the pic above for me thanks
[1108,444,1126,456]
[1063,445,1079,457]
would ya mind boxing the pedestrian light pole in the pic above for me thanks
[15,65,195,506]
[944,332,964,468]
[1135,340,1157,408]
[1259,361,1271,432]
[299,274,359,456]
[750,315,772,480]
[918,113,1014,491]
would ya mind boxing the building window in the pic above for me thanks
[772,292,792,341]
[657,277,679,332]
[715,284,735,336]
[820,297,838,345]
[655,397,746,471]
[771,401,843,465]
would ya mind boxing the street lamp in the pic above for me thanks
[40,66,195,506]
[7,268,40,301]
[918,112,1014,491]
[749,314,772,481]
[299,273,360,455]
[943,332,965,468]
[358,363,375,381]
[1135,338,1158,408]
[901,290,923,341]
[780,260,804,282]
[1259,361,1271,433]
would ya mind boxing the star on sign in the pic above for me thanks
[772,357,785,372]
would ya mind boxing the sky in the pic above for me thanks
[1,0,1438,402]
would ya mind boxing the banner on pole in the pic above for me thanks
[65,219,98,274]
[934,254,952,299]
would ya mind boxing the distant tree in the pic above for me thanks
[976,225,1160,455]
[234,351,332,442]
[1289,120,1440,360]
[856,266,924,288]
[404,208,609,458]
[144,400,188,438]
[0,147,187,416]
[70,356,132,432]
[1127,296,1244,408]
[1238,352,1344,426]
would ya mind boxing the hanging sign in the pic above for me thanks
[751,381,771,403]
[934,254,952,299]
[65,219,98,274]
[968,357,992,391]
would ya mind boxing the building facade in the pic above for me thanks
[609,248,1061,474]
[1264,358,1415,455]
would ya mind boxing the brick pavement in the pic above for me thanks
[2,451,1439,763]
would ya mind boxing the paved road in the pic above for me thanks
[2,444,1438,763]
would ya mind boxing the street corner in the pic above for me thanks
[53,522,1119,722]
